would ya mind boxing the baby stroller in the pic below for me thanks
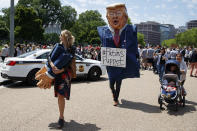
[158,60,185,111]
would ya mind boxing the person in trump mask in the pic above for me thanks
[97,3,140,106]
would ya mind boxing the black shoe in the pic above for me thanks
[113,100,119,106]
[58,118,64,129]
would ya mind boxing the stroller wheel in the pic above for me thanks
[182,96,185,107]
[158,95,164,110]
[160,103,163,110]
[158,95,162,104]
[175,101,178,111]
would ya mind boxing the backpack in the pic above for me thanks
[181,49,185,57]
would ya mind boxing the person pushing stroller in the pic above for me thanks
[158,60,186,110]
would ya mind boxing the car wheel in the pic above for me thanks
[26,68,40,86]
[88,67,101,81]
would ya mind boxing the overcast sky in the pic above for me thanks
[0,0,197,28]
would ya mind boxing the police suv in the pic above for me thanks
[1,49,106,85]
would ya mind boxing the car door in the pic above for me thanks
[76,55,88,75]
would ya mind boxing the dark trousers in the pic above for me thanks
[109,79,122,102]
[1,56,6,62]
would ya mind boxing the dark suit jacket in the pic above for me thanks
[97,24,140,80]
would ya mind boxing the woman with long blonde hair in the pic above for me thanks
[50,29,76,128]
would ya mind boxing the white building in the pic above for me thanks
[44,22,61,34]
[176,26,187,34]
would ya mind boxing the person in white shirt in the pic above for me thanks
[1,44,9,62]
[147,46,155,70]
[166,48,171,59]
[176,53,187,96]
[170,48,178,60]
[16,44,22,56]
[141,47,148,70]
[184,47,190,67]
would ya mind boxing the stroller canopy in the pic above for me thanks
[165,60,180,74]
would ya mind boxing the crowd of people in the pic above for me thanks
[0,43,102,62]
[138,45,197,100]
[75,45,101,60]
[0,43,54,62]
[1,43,197,79]
[138,45,197,78]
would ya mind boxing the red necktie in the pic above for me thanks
[113,29,120,47]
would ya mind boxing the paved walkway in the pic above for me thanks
[0,70,197,131]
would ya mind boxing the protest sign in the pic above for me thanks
[101,47,126,67]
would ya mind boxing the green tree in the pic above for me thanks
[18,0,62,27]
[175,28,197,47]
[14,6,44,43]
[43,33,59,44]
[175,33,181,46]
[1,8,10,28]
[32,0,62,27]
[18,0,33,7]
[0,18,9,40]
[128,17,132,25]
[88,30,101,44]
[137,32,145,46]
[60,6,77,30]
[71,10,106,45]
[162,39,176,47]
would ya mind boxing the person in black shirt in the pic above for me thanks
[157,48,168,83]
[190,48,197,77]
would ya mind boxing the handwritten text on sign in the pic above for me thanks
[101,47,126,67]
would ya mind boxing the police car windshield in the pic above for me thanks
[17,50,39,58]
[76,55,83,60]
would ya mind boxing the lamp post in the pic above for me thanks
[9,0,14,57]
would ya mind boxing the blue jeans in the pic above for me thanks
[159,64,165,83]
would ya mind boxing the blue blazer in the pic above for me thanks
[46,43,73,78]
[97,25,140,80]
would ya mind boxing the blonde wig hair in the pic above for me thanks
[106,3,128,17]
[61,29,75,49]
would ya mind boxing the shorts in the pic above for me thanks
[142,58,147,63]
[147,58,153,63]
